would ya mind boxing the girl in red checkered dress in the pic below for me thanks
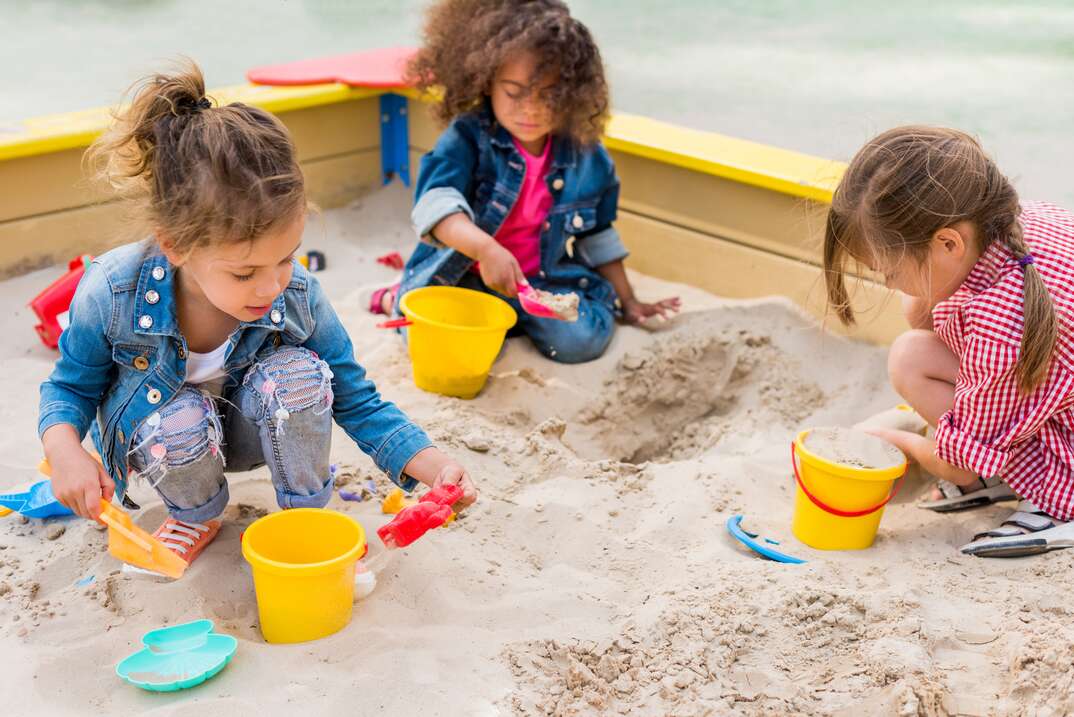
[824,125,1074,557]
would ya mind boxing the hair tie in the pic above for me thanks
[176,96,212,115]
[1018,254,1036,267]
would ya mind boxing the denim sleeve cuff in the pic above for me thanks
[411,187,475,247]
[374,422,434,491]
[37,403,91,442]
[574,226,629,267]
[934,410,1010,478]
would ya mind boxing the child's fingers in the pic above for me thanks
[456,475,478,507]
[55,487,80,519]
[81,482,101,520]
[503,268,521,297]
[434,464,477,508]
[98,466,116,503]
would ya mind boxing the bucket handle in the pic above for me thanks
[376,318,413,329]
[790,442,904,518]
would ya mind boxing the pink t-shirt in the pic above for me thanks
[475,137,552,278]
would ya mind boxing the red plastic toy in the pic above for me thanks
[376,251,405,270]
[30,255,92,349]
[246,47,417,88]
[376,484,462,549]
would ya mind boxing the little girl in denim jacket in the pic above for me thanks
[371,0,680,363]
[39,63,476,566]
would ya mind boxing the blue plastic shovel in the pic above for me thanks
[0,480,74,519]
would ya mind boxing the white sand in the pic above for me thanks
[804,427,905,470]
[1,184,1072,716]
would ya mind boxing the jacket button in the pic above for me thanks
[572,214,584,229]
[133,355,149,371]
[147,388,162,404]
[151,266,165,281]
[138,315,153,329]
[177,346,186,359]
[270,309,282,324]
[542,221,551,232]
[145,289,160,304]
[579,277,590,289]
[552,178,564,191]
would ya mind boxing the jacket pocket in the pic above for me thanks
[563,206,598,234]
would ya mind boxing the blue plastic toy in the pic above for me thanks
[0,480,74,519]
[726,515,806,564]
[116,619,237,692]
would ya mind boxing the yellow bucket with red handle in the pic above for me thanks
[791,430,907,550]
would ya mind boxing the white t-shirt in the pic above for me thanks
[185,342,229,389]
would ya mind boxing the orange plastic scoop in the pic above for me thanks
[98,500,187,579]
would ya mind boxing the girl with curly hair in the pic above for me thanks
[371,0,679,363]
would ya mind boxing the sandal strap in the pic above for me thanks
[1003,511,1056,532]
[972,508,1057,541]
[936,480,965,499]
[938,476,1003,500]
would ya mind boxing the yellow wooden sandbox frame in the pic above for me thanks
[0,82,905,343]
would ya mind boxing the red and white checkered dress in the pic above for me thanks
[933,202,1074,520]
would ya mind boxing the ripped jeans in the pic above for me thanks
[128,346,335,523]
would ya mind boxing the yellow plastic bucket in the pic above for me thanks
[791,430,907,550]
[241,509,366,644]
[398,286,517,399]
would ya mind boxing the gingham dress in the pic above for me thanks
[933,202,1074,520]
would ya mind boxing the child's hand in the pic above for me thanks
[432,461,478,509]
[44,427,114,521]
[476,240,526,298]
[403,446,478,509]
[622,296,681,325]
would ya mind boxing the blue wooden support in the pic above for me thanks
[379,93,410,186]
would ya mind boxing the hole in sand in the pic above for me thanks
[571,322,826,464]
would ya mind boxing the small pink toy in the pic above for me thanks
[377,484,463,549]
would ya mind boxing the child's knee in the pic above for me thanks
[244,346,334,419]
[134,387,219,469]
[535,309,614,364]
[887,329,937,390]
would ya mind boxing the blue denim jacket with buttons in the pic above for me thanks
[399,105,629,305]
[38,239,431,500]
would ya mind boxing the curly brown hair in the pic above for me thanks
[407,0,609,145]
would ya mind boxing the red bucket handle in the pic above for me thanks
[377,318,413,329]
[790,441,903,518]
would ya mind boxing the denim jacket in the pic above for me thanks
[399,105,629,305]
[38,240,431,499]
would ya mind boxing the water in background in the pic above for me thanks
[3,0,1072,204]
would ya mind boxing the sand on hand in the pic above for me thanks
[803,427,905,469]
